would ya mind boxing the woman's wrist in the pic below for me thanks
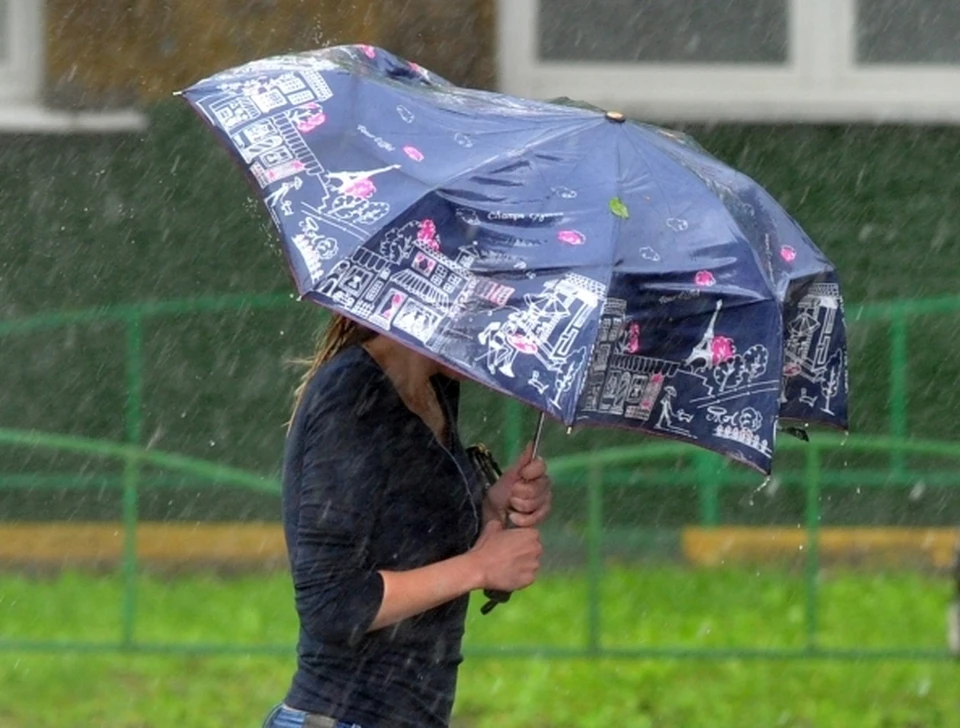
[459,549,487,592]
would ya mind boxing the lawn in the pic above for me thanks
[0,566,958,727]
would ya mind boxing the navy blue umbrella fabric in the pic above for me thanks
[179,44,848,473]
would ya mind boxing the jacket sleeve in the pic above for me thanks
[289,393,387,646]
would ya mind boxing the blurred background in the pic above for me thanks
[2,1,960,726]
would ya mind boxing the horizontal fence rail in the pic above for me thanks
[1,429,959,660]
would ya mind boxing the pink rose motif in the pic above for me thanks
[417,219,440,250]
[358,44,377,59]
[296,112,327,133]
[344,178,376,198]
[651,373,664,385]
[626,322,641,353]
[711,336,735,366]
[509,334,538,354]
[780,246,797,263]
[783,362,802,377]
[557,229,586,245]
[403,146,424,162]
[695,270,716,287]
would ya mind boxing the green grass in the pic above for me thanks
[1,566,958,727]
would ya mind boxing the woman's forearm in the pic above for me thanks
[370,552,484,631]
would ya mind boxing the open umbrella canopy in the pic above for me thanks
[179,44,848,473]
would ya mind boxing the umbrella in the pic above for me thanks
[178,44,848,474]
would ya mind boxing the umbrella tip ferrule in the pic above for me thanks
[605,111,626,122]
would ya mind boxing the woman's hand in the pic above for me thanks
[468,519,543,592]
[483,442,553,528]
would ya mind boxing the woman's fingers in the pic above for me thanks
[507,500,551,528]
[510,474,551,504]
[519,457,547,482]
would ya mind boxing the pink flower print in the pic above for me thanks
[358,44,377,59]
[783,362,802,377]
[695,270,716,287]
[296,112,327,133]
[403,145,424,162]
[651,373,664,385]
[626,322,641,353]
[711,336,735,366]
[418,219,440,250]
[344,178,376,199]
[509,334,539,354]
[557,229,586,245]
[780,246,797,263]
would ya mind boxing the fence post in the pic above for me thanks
[804,443,821,653]
[121,312,143,648]
[501,398,524,464]
[889,308,908,477]
[586,461,604,654]
[695,451,722,527]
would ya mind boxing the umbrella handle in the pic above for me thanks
[480,412,545,615]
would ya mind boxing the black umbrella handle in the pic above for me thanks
[480,413,545,615]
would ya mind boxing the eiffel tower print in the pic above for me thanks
[685,300,723,369]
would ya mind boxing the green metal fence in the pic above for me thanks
[1,293,959,660]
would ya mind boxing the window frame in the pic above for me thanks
[498,0,960,122]
[0,0,43,103]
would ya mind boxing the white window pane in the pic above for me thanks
[538,0,789,64]
[857,0,960,64]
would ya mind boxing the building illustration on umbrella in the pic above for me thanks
[782,281,846,415]
[784,283,843,379]
[307,216,606,413]
[578,294,781,457]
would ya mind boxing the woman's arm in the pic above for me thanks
[291,395,544,642]
[370,518,542,631]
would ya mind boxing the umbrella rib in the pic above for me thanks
[418,116,603,202]
[623,129,780,301]
[566,124,626,425]
[622,130,684,225]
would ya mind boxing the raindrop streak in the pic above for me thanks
[752,476,771,499]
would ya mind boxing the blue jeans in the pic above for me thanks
[261,703,364,728]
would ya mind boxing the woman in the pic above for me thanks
[264,314,552,728]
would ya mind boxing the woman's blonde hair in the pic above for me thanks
[289,314,376,426]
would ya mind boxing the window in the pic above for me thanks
[499,0,960,122]
[857,0,960,65]
[538,0,789,65]
[0,0,144,132]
